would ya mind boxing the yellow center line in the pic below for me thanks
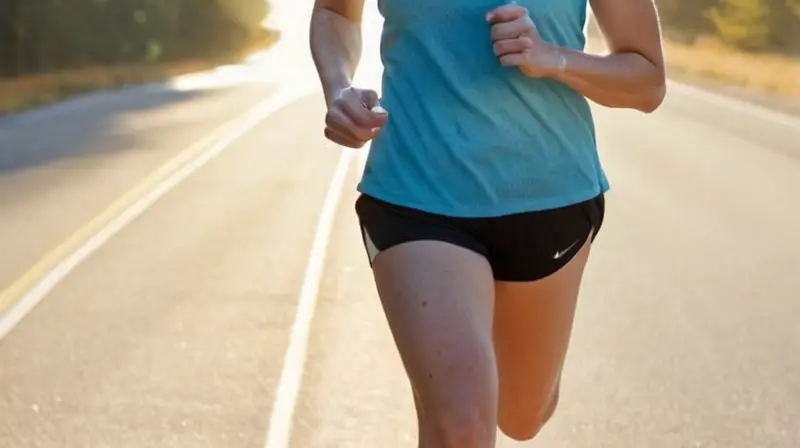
[0,91,292,316]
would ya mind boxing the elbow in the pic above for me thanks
[636,74,666,113]
[638,85,666,113]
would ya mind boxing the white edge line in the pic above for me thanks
[0,87,306,341]
[264,148,354,448]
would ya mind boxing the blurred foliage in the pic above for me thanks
[0,0,271,78]
[656,0,800,54]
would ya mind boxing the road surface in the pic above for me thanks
[1,2,799,447]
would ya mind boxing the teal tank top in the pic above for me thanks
[357,0,610,218]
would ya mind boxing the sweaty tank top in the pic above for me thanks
[357,0,610,218]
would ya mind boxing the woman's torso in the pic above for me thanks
[357,0,609,217]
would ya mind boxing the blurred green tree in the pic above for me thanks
[0,0,271,78]
[708,0,772,50]
[655,0,719,40]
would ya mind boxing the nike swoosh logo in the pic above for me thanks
[553,239,580,260]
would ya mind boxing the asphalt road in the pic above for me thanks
[1,2,799,447]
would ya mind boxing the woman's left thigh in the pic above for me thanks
[492,237,593,440]
[482,195,604,441]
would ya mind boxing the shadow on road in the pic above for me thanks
[0,84,220,174]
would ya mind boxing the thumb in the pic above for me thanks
[360,90,386,113]
[370,103,388,117]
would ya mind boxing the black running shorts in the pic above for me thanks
[354,194,605,282]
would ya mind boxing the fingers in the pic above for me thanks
[486,3,543,75]
[492,36,532,57]
[325,107,376,143]
[486,3,537,60]
[485,3,528,24]
[497,52,528,68]
[324,127,364,148]
[360,89,381,109]
[340,96,388,129]
[324,87,388,149]
[489,15,535,41]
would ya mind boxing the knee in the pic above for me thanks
[498,388,560,442]
[431,405,496,448]
[418,380,497,448]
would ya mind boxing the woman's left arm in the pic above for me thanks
[487,0,667,113]
[554,0,667,112]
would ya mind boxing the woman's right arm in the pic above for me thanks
[310,0,366,106]
[311,0,387,149]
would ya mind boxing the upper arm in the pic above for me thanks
[314,0,366,23]
[589,0,665,70]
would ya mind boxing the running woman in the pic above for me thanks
[310,0,665,445]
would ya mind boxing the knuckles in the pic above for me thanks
[489,17,537,42]
[324,92,382,148]
[492,36,534,56]
[491,4,529,20]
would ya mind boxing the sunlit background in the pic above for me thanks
[0,1,798,447]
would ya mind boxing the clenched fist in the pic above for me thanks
[324,86,388,149]
[486,3,566,78]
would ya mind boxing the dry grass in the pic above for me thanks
[0,60,217,114]
[663,37,800,98]
[0,29,279,115]
[585,16,799,100]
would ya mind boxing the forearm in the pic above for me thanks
[550,45,666,113]
[310,7,362,106]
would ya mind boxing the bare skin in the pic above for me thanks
[493,237,592,440]
[372,238,592,446]
[486,0,666,112]
[372,241,498,447]
[310,0,664,445]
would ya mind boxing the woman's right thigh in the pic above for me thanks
[356,195,498,444]
[371,240,497,438]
